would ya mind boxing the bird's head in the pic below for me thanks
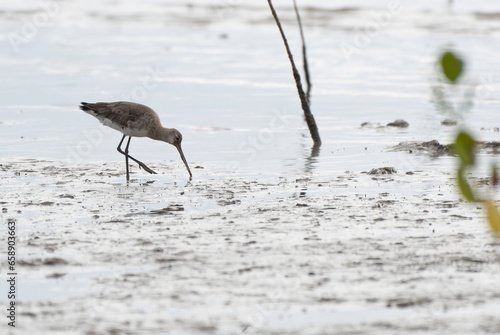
[171,129,183,146]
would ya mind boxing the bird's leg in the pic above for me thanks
[116,135,157,175]
[116,135,130,181]
[124,137,157,174]
[124,136,131,181]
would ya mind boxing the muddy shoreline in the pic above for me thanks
[1,159,499,334]
[2,0,500,333]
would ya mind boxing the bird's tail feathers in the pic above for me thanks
[79,102,92,112]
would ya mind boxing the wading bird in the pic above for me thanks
[79,101,192,181]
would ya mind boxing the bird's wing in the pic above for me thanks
[80,102,138,127]
[80,101,155,129]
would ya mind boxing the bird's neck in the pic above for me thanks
[151,126,172,144]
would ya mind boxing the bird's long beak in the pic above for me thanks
[175,143,192,179]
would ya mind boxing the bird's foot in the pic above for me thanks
[138,162,157,174]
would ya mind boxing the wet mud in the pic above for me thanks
[391,140,500,157]
[1,159,499,335]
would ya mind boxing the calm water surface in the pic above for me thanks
[1,0,500,179]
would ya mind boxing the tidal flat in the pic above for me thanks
[1,159,499,334]
[1,1,500,334]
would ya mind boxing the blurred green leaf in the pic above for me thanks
[441,51,463,83]
[485,201,500,234]
[457,168,475,202]
[454,131,476,167]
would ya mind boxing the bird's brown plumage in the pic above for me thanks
[80,101,162,138]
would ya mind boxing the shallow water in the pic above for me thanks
[2,0,500,177]
[1,1,500,334]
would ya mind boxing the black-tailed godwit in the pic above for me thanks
[79,101,192,181]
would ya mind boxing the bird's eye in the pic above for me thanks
[175,136,180,142]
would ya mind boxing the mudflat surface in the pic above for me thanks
[1,159,499,334]
[2,1,500,334]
